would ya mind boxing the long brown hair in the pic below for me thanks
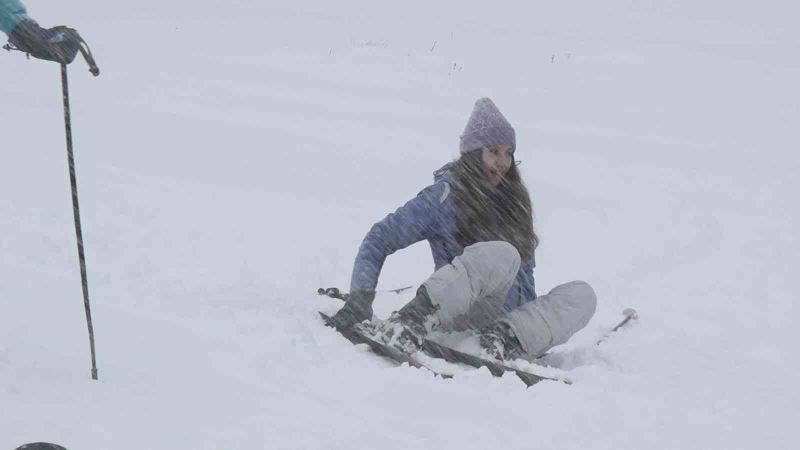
[451,149,538,261]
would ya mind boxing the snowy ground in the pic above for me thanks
[1,1,798,449]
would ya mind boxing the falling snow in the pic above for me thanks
[1,1,799,449]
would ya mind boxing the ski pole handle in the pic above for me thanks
[317,287,348,301]
[78,45,99,76]
[596,308,638,346]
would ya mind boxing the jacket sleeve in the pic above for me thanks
[349,182,444,293]
[0,0,28,35]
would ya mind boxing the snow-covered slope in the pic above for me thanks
[1,1,798,448]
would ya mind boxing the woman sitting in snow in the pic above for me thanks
[330,98,597,361]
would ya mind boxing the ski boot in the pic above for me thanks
[358,287,439,354]
[479,322,524,361]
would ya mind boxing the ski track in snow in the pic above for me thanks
[2,1,799,449]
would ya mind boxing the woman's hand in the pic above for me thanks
[329,290,375,330]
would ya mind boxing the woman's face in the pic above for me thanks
[481,145,514,186]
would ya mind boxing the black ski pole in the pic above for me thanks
[61,63,98,381]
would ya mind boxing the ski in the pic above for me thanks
[319,292,638,387]
[319,312,453,380]
[418,306,639,386]
[421,339,568,387]
[320,312,559,387]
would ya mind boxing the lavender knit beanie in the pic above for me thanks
[459,98,516,154]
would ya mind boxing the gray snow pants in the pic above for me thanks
[422,241,597,361]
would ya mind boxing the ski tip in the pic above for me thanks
[623,308,638,319]
[318,311,333,326]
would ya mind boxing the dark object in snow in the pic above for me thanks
[4,18,100,76]
[14,443,68,450]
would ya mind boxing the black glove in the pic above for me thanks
[329,290,375,330]
[8,19,83,64]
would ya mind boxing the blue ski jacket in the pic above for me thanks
[0,0,27,35]
[350,163,537,311]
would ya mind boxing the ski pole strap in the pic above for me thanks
[76,36,99,76]
[2,40,24,54]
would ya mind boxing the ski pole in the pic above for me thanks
[596,308,638,346]
[317,285,415,301]
[61,63,98,380]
